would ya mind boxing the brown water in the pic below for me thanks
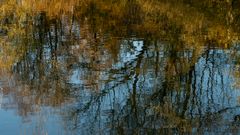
[1,0,240,134]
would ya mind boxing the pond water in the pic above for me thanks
[1,0,240,134]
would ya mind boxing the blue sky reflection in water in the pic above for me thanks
[1,39,240,134]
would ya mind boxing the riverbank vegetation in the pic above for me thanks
[0,0,239,74]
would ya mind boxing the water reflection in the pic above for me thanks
[1,0,240,134]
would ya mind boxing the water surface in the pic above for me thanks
[1,0,240,134]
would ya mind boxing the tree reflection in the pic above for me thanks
[1,0,240,134]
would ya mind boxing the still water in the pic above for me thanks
[1,0,240,134]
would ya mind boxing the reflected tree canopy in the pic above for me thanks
[1,0,240,134]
